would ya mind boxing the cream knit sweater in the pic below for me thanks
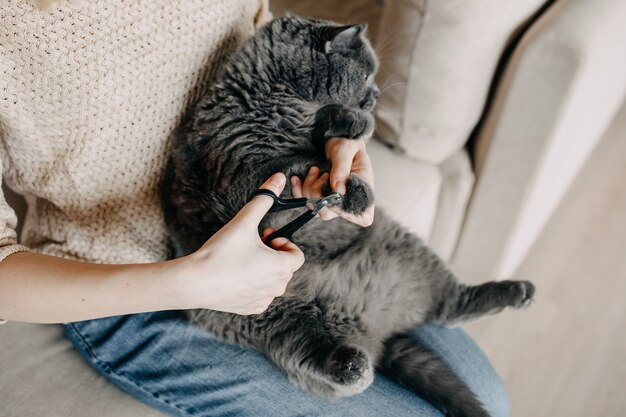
[0,0,269,265]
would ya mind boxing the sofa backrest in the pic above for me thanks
[270,0,549,165]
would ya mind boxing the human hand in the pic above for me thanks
[291,139,375,226]
[178,173,305,315]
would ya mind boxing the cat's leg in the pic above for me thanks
[428,276,535,327]
[255,299,375,399]
[407,244,535,327]
[379,332,490,417]
[443,280,535,325]
[288,104,377,216]
[312,104,375,145]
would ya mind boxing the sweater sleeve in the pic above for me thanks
[0,191,30,262]
[0,163,30,264]
[0,155,30,324]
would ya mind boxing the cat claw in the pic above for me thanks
[511,281,536,308]
[519,281,536,308]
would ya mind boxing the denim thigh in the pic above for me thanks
[64,311,508,417]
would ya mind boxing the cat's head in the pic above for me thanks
[261,16,379,110]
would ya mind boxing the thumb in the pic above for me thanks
[234,173,286,226]
[328,140,358,195]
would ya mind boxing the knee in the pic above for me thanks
[411,326,510,417]
[474,371,510,417]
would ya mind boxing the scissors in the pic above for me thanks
[250,189,343,245]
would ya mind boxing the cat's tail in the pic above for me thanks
[378,333,491,417]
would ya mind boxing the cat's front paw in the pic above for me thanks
[349,112,375,141]
[315,105,375,143]
[340,174,375,216]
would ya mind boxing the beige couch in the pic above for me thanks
[271,0,626,281]
[3,0,626,415]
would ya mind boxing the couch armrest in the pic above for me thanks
[452,0,626,282]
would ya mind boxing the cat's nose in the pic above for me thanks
[372,86,380,99]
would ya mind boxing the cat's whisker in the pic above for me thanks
[373,26,400,59]
[379,81,407,94]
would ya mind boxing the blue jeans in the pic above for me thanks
[64,311,509,417]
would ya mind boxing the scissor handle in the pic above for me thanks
[250,189,308,213]
[264,210,317,244]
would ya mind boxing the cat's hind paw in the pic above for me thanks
[328,346,369,385]
[503,280,536,309]
[325,345,374,397]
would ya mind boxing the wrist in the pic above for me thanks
[164,249,217,311]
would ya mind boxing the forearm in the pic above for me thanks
[0,174,305,322]
[0,252,186,324]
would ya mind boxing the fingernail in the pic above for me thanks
[290,177,298,187]
[309,166,318,175]
[272,173,286,186]
[335,180,346,195]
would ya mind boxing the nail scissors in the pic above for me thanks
[250,189,342,244]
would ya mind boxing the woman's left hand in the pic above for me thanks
[290,138,375,227]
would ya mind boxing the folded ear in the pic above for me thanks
[325,24,367,54]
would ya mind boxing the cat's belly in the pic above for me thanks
[286,254,434,339]
[283,210,439,341]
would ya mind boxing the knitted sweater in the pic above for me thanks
[0,0,269,265]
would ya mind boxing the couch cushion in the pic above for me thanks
[270,0,384,40]
[375,0,546,164]
[367,138,442,241]
[0,321,166,417]
[427,150,474,261]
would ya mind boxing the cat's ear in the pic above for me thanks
[325,24,367,54]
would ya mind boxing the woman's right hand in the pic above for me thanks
[175,173,305,315]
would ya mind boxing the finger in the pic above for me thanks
[318,207,339,221]
[351,149,375,190]
[290,176,303,198]
[312,173,338,220]
[303,166,319,193]
[273,240,305,270]
[267,236,291,249]
[235,173,286,226]
[327,141,359,195]
[313,172,329,192]
[327,204,375,227]
[304,171,326,199]
[261,227,277,242]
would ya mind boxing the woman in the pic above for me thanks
[0,1,509,416]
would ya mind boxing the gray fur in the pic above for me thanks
[162,16,534,417]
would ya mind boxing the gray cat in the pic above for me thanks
[162,16,534,417]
